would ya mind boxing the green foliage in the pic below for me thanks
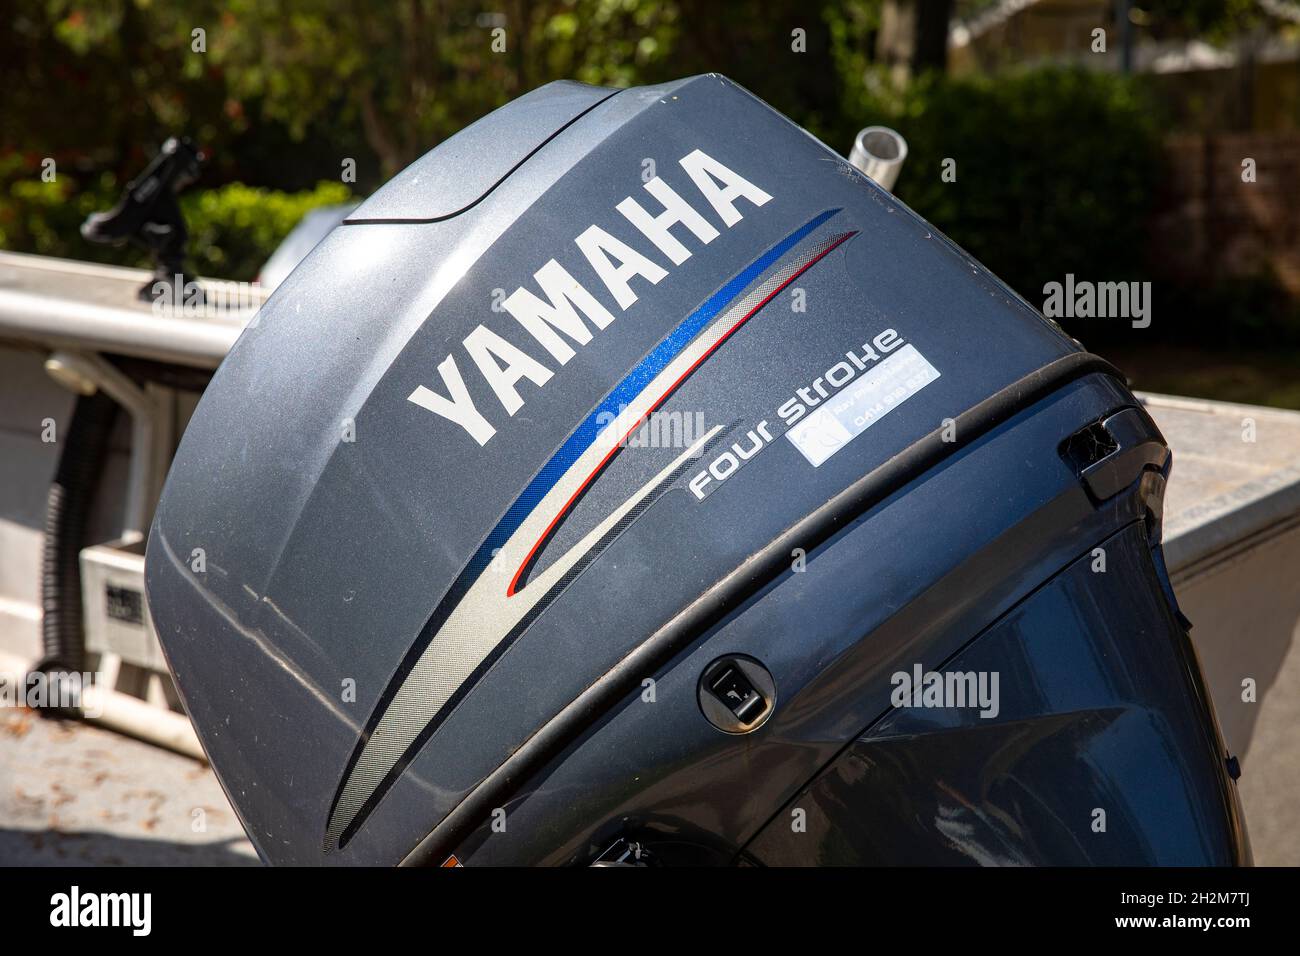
[0,157,121,262]
[180,180,352,279]
[855,67,1166,316]
[0,0,1293,406]
[537,0,681,90]
[0,155,350,282]
[1140,0,1269,42]
[0,1,1285,334]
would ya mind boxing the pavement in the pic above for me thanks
[0,707,257,866]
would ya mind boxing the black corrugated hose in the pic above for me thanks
[37,390,119,685]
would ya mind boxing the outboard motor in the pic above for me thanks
[145,76,1249,866]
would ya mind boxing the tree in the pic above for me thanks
[876,0,953,83]
[160,0,682,178]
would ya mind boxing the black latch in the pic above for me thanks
[698,656,776,734]
[708,664,764,721]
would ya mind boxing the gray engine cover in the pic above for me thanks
[146,75,1093,864]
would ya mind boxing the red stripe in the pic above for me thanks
[506,231,857,597]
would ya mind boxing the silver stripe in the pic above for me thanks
[328,238,840,846]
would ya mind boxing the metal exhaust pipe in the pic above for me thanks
[849,126,908,193]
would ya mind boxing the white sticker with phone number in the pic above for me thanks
[785,343,940,467]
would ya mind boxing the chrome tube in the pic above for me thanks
[849,126,908,193]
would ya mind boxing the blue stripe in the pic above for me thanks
[472,207,842,574]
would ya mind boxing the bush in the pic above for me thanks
[0,156,124,263]
[848,67,1166,320]
[179,181,353,281]
[0,158,351,282]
